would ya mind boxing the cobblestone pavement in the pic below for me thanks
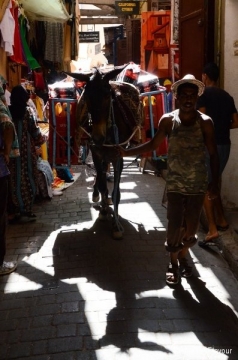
[1,158,238,360]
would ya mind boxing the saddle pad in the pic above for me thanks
[110,81,143,128]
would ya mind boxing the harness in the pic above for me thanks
[78,95,141,147]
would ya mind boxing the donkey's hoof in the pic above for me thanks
[92,194,100,202]
[107,197,113,205]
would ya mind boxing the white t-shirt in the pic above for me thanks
[5,89,11,106]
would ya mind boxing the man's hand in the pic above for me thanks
[115,145,127,158]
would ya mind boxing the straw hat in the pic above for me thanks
[171,74,205,97]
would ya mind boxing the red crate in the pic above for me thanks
[48,99,79,166]
[142,92,166,132]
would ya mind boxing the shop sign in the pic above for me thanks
[79,32,100,43]
[115,1,140,15]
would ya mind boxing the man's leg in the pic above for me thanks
[178,194,205,276]
[203,194,219,241]
[203,144,230,240]
[215,145,230,229]
[165,193,185,285]
[213,194,229,229]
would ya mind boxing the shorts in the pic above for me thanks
[206,144,230,183]
[165,192,205,253]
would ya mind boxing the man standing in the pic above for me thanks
[163,79,173,112]
[117,74,219,285]
[197,62,238,246]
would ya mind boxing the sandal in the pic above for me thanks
[22,212,37,218]
[216,224,229,232]
[198,239,218,248]
[179,257,193,278]
[166,263,180,285]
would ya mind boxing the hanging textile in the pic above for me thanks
[20,0,69,23]
[9,2,26,65]
[44,22,63,64]
[19,13,40,69]
[0,0,15,56]
[28,20,46,64]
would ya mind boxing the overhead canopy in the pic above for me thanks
[21,0,70,23]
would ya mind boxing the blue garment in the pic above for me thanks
[206,144,230,183]
[167,92,173,112]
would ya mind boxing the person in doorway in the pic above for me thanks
[8,85,47,222]
[0,95,17,275]
[163,79,173,112]
[117,74,220,285]
[197,62,238,247]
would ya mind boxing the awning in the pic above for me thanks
[21,0,70,23]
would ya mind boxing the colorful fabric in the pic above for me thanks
[0,76,6,86]
[0,131,9,177]
[9,4,26,65]
[0,99,19,171]
[37,158,53,198]
[0,0,15,56]
[19,14,40,70]
[8,106,46,214]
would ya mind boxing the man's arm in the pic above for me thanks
[230,112,238,129]
[201,118,220,198]
[117,115,171,157]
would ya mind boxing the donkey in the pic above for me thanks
[66,66,142,239]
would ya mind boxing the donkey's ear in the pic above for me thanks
[64,71,92,83]
[103,64,128,83]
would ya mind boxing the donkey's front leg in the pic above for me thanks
[98,174,111,220]
[111,158,124,239]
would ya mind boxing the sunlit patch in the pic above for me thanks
[119,181,138,190]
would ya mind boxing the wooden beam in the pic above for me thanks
[80,0,115,5]
[79,17,125,25]
[80,9,115,16]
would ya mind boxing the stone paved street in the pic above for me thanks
[1,157,238,360]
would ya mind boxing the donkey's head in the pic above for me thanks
[65,65,126,146]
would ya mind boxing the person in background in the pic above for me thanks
[117,74,220,285]
[163,79,173,112]
[2,82,11,106]
[8,85,47,222]
[197,62,238,247]
[0,93,17,275]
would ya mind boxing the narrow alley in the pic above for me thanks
[1,157,238,360]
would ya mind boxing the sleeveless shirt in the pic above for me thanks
[166,110,208,194]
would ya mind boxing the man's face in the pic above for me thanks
[176,86,198,112]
